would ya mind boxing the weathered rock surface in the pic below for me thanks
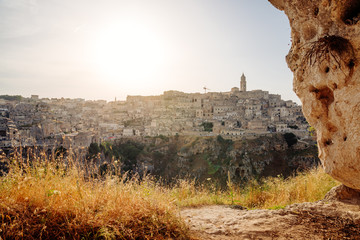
[325,184,360,203]
[268,0,360,189]
[181,194,360,239]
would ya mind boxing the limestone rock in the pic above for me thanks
[268,0,360,189]
[324,184,360,202]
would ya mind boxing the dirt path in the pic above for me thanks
[180,199,360,239]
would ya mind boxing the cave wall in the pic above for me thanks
[268,0,360,189]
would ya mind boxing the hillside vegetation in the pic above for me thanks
[0,150,339,239]
[87,134,320,187]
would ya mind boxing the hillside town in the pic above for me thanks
[0,74,309,150]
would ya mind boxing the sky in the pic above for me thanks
[0,0,296,103]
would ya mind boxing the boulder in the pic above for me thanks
[268,0,360,189]
[324,184,360,202]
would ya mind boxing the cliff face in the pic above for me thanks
[118,135,319,186]
[269,0,360,189]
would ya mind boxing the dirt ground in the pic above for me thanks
[180,187,360,239]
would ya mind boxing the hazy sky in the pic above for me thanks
[0,0,296,102]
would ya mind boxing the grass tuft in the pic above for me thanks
[168,167,339,209]
[238,167,339,209]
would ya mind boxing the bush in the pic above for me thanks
[0,95,22,101]
[200,122,213,132]
[88,142,100,156]
[283,132,298,147]
[95,141,144,172]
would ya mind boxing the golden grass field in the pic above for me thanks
[0,151,339,239]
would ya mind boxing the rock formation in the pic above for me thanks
[268,0,360,189]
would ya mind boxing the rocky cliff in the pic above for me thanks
[114,134,319,186]
[269,0,360,189]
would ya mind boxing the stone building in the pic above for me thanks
[0,73,309,150]
[240,73,247,92]
[0,110,19,148]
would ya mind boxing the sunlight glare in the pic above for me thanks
[93,21,165,86]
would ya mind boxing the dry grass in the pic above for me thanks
[303,35,355,68]
[0,150,339,239]
[169,179,227,207]
[237,167,340,209]
[0,153,192,240]
[167,167,340,209]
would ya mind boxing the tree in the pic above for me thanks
[201,122,213,132]
[88,142,100,156]
[283,133,298,147]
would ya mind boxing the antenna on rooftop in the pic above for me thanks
[203,86,210,94]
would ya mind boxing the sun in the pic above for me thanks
[92,21,165,85]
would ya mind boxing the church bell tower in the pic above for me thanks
[240,73,247,92]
